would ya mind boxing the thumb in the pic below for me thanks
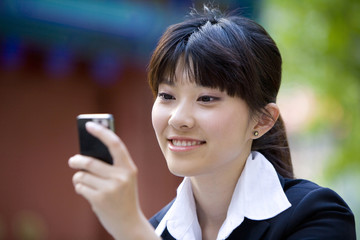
[85,121,136,170]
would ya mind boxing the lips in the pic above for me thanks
[167,137,205,152]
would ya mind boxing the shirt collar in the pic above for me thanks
[155,151,291,240]
[155,177,201,239]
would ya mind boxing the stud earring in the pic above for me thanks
[254,131,259,137]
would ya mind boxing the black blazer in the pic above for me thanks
[150,175,356,239]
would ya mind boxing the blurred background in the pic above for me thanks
[0,0,358,239]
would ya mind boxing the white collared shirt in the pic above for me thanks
[155,151,292,240]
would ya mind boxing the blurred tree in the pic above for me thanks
[261,0,360,178]
[260,0,360,233]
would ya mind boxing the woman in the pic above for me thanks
[69,6,356,240]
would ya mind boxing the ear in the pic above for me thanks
[252,103,280,138]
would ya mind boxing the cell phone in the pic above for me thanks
[77,114,115,165]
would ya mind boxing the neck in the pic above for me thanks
[190,151,250,239]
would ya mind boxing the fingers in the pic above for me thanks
[69,155,114,179]
[85,122,136,170]
[71,168,127,206]
[73,182,98,203]
[69,154,138,195]
[72,170,108,190]
[68,124,145,239]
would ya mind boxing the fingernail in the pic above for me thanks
[86,121,101,130]
[68,156,76,166]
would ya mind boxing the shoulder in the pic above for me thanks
[282,176,350,213]
[282,176,335,204]
[271,176,356,239]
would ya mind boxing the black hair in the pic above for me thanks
[148,5,294,179]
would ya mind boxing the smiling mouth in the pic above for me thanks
[170,139,206,147]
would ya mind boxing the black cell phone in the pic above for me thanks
[77,114,115,165]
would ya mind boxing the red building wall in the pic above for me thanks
[0,64,181,239]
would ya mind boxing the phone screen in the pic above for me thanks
[77,114,114,165]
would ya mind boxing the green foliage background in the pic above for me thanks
[260,0,359,233]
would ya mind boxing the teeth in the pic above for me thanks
[172,140,202,147]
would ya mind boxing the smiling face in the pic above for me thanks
[151,63,257,178]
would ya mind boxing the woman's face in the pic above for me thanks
[151,65,257,178]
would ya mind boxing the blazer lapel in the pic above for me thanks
[227,218,270,240]
[226,175,285,239]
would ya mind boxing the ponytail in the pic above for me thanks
[252,115,294,179]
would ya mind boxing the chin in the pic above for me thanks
[166,161,212,178]
[167,165,190,177]
[166,161,197,177]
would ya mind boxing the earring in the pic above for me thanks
[253,131,259,137]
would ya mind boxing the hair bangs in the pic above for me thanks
[185,21,250,98]
[149,19,251,99]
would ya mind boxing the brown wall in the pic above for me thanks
[0,65,181,239]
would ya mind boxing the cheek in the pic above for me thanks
[204,112,249,140]
[151,103,168,136]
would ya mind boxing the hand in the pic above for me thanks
[68,122,159,239]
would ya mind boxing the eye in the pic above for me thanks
[197,95,219,103]
[158,92,175,100]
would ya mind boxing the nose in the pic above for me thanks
[168,102,195,130]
